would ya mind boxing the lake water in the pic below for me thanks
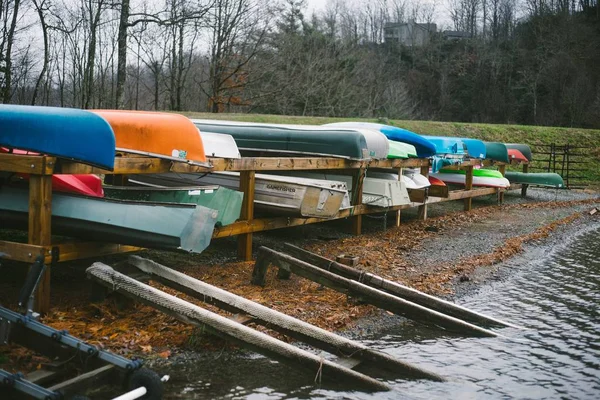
[165,226,600,399]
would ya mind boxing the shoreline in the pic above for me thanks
[0,189,599,380]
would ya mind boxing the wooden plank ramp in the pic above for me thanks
[282,244,521,329]
[127,256,444,381]
[86,263,393,391]
[253,247,503,338]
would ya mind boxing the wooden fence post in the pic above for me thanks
[237,170,255,261]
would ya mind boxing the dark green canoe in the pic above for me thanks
[504,172,564,188]
[484,142,510,163]
[192,120,369,160]
[104,185,243,227]
[505,143,532,162]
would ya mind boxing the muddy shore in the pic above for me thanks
[1,188,599,390]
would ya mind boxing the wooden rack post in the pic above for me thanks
[497,164,506,204]
[521,163,529,197]
[351,167,365,235]
[237,170,256,261]
[463,165,474,211]
[418,165,429,220]
[396,167,403,227]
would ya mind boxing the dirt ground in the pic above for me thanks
[0,187,599,376]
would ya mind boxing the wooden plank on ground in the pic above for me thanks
[48,365,116,395]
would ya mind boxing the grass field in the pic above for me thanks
[184,112,600,185]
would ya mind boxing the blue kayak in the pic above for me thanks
[422,136,465,156]
[324,122,436,158]
[0,105,116,170]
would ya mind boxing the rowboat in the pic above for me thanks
[504,172,564,188]
[0,105,115,169]
[94,110,207,165]
[0,186,218,253]
[324,122,436,157]
[201,131,241,158]
[505,144,532,162]
[283,172,411,208]
[507,149,528,163]
[191,119,370,160]
[484,142,510,163]
[431,169,510,188]
[139,172,349,218]
[388,140,417,159]
[103,183,243,227]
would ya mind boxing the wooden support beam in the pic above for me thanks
[463,165,474,211]
[351,168,365,235]
[497,164,507,204]
[0,154,56,175]
[28,174,53,314]
[237,170,255,261]
[521,163,529,197]
[418,165,429,220]
[396,167,403,227]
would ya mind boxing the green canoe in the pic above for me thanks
[505,144,532,162]
[388,140,417,159]
[439,168,504,178]
[504,172,564,188]
[484,142,510,163]
[104,185,243,227]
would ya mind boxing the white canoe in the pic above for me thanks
[367,170,431,190]
[141,172,349,218]
[430,172,510,188]
[200,131,241,158]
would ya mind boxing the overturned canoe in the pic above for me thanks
[504,172,564,188]
[484,142,510,163]
[0,186,219,253]
[0,105,115,170]
[388,140,417,159]
[324,122,436,158]
[191,120,370,160]
[140,172,349,218]
[505,143,532,162]
[459,138,486,159]
[422,136,466,156]
[103,184,243,227]
[200,131,241,159]
[507,148,528,163]
[94,110,207,164]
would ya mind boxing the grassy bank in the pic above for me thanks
[183,112,600,184]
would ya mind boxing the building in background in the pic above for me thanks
[384,20,437,46]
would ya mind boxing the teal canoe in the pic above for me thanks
[505,144,532,162]
[504,172,564,188]
[103,185,243,227]
[192,120,370,160]
[484,142,510,163]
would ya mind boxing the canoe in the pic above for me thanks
[505,144,532,162]
[428,176,449,198]
[200,131,241,158]
[139,172,349,218]
[0,105,115,169]
[94,110,207,164]
[283,172,411,208]
[103,184,243,227]
[504,172,564,188]
[368,170,430,189]
[0,186,218,253]
[484,142,510,163]
[459,138,486,159]
[431,170,510,188]
[507,149,528,163]
[421,136,465,156]
[191,119,370,160]
[388,140,417,159]
[439,168,505,179]
[324,122,436,158]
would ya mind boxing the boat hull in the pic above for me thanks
[484,142,510,163]
[0,105,115,169]
[505,144,532,162]
[200,131,241,158]
[0,186,218,253]
[103,184,243,227]
[431,172,510,188]
[388,140,417,159]
[504,172,564,188]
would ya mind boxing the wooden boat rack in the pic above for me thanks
[0,151,528,313]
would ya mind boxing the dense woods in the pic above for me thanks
[0,0,599,128]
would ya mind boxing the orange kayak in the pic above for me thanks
[93,110,207,164]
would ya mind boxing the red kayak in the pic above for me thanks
[1,147,104,197]
[507,149,528,163]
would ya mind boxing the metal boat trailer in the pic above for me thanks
[0,257,164,400]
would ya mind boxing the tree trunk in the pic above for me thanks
[2,0,22,103]
[31,0,49,105]
[115,0,130,109]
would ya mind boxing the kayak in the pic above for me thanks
[439,168,504,178]
[388,140,417,159]
[422,136,465,156]
[0,104,115,170]
[432,169,510,188]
